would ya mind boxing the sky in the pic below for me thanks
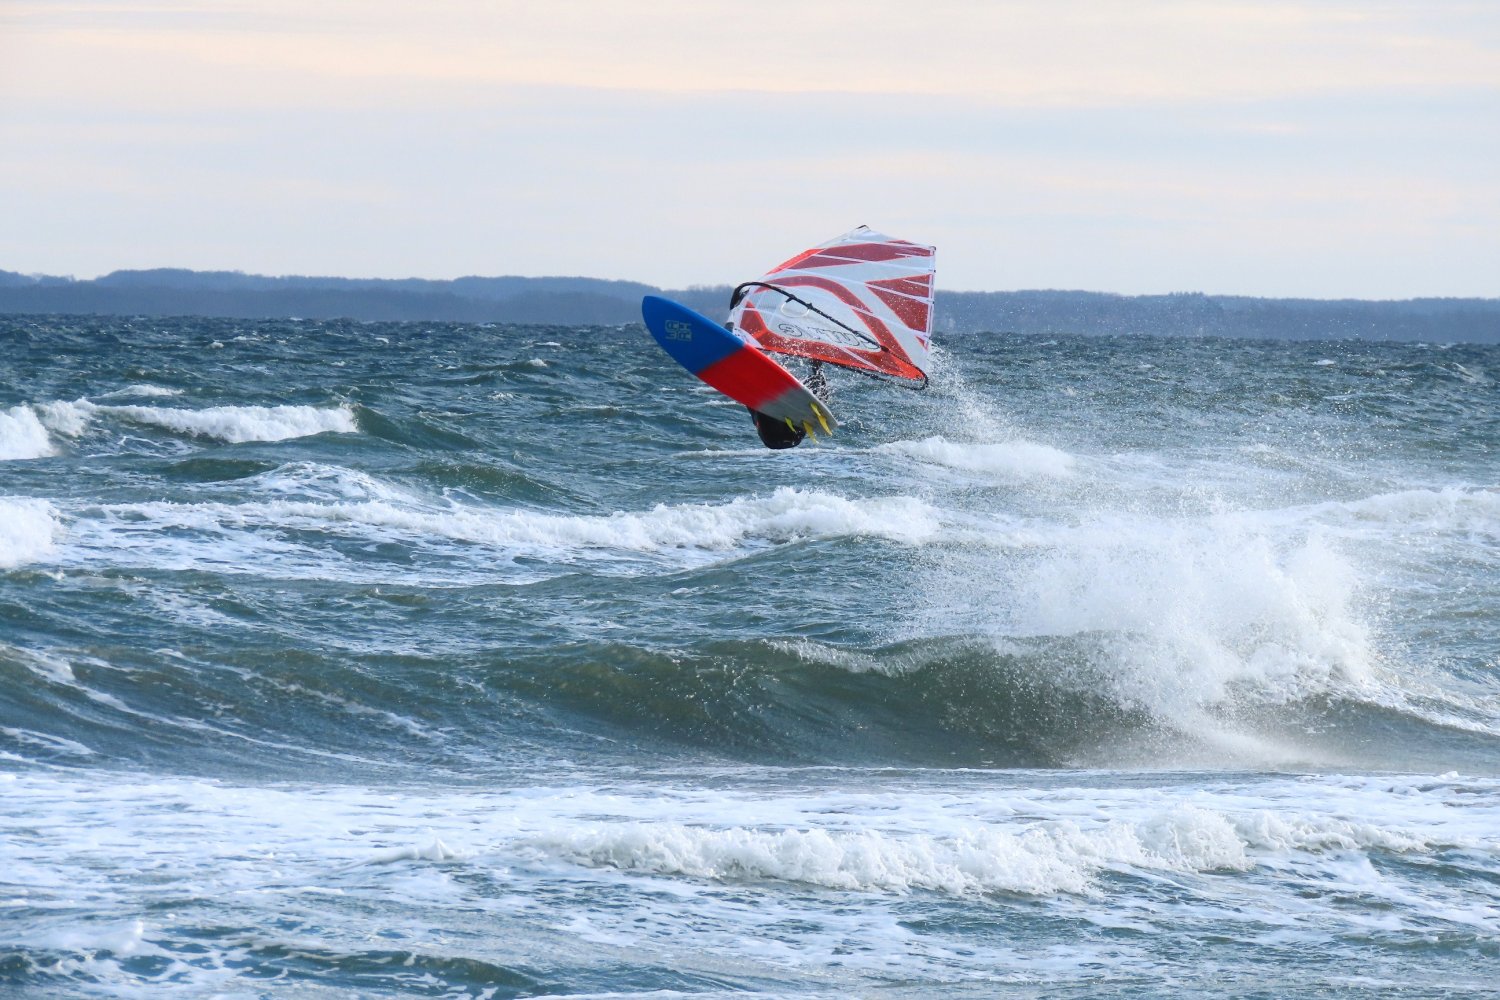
[1,1,1497,297]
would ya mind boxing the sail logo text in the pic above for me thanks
[664,320,693,342]
[777,322,865,349]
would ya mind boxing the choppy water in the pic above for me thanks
[2,314,1497,997]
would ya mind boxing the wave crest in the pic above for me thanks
[0,498,60,568]
[529,801,1433,897]
[0,406,57,461]
[18,398,358,445]
[101,402,358,443]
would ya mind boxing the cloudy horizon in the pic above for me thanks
[3,1,1497,298]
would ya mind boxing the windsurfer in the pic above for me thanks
[805,361,829,402]
[749,408,805,449]
[747,361,828,449]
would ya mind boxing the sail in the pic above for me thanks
[728,226,936,383]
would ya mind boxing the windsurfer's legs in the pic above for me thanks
[806,361,830,402]
[748,408,806,449]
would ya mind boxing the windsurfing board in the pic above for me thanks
[642,295,837,435]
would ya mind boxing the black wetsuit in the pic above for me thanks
[746,361,829,450]
[805,362,829,400]
[731,287,828,449]
[749,408,806,449]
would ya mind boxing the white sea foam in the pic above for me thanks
[281,489,914,553]
[910,501,1379,748]
[17,398,358,445]
[33,399,95,437]
[1,643,75,683]
[27,918,150,956]
[101,402,358,442]
[54,482,941,582]
[1321,486,1500,536]
[876,436,1076,478]
[526,808,1263,897]
[0,498,60,567]
[0,406,56,460]
[359,838,463,866]
[1,726,94,757]
[5,769,1496,995]
[97,384,184,399]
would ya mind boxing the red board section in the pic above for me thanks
[697,345,802,411]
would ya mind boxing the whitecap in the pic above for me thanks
[0,406,56,461]
[52,485,941,584]
[96,384,184,399]
[526,807,1264,898]
[34,399,97,437]
[0,497,60,567]
[100,402,358,443]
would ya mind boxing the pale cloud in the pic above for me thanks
[8,1,1499,107]
[1,1,1497,296]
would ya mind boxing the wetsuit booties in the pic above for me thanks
[749,408,805,449]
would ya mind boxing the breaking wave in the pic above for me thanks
[28,398,359,444]
[527,802,1440,898]
[0,405,56,461]
[39,469,940,583]
[0,498,59,568]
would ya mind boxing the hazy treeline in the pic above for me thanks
[2,269,1496,342]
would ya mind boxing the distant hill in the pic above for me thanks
[0,268,1496,342]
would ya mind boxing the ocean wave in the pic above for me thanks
[0,405,57,461]
[1320,486,1500,535]
[0,498,60,567]
[910,505,1380,728]
[3,628,1492,774]
[96,384,185,399]
[51,485,940,583]
[26,398,359,444]
[258,485,939,553]
[465,635,1500,771]
[101,402,359,443]
[526,800,1448,897]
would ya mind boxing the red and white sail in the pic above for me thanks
[729,226,936,383]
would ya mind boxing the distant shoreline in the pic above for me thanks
[3,268,1497,342]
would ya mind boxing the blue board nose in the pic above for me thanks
[641,295,741,374]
